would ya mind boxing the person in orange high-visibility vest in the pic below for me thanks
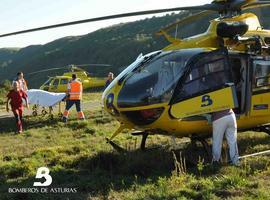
[63,74,85,122]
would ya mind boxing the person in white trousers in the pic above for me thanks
[212,109,239,165]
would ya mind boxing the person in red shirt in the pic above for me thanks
[13,72,28,92]
[6,81,29,133]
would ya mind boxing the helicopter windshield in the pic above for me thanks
[117,49,203,108]
[102,50,162,100]
[43,78,52,86]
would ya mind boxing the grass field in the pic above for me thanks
[0,92,270,200]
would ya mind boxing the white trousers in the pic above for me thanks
[212,114,239,164]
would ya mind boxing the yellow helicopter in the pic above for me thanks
[1,0,270,151]
[101,0,270,150]
[27,64,110,118]
[29,64,111,92]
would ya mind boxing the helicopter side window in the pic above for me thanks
[179,58,230,101]
[60,79,68,85]
[52,79,59,86]
[185,59,225,82]
[253,62,270,93]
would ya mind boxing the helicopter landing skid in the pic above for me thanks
[190,136,212,163]
[197,138,212,163]
[106,131,150,152]
[256,125,270,136]
[131,131,149,151]
[105,138,127,153]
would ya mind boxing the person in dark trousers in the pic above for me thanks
[62,74,85,122]
[105,72,114,88]
[6,81,29,133]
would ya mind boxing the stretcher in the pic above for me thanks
[27,89,66,118]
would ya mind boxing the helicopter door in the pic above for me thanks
[170,49,238,119]
[50,78,60,92]
[229,55,249,115]
[58,78,69,92]
[250,58,270,116]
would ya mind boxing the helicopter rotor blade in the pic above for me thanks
[156,10,215,36]
[0,1,268,39]
[75,64,112,67]
[28,63,111,75]
[28,67,67,75]
[215,0,267,11]
[0,4,224,38]
[229,0,251,9]
[242,1,270,10]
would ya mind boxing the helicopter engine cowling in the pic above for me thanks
[216,21,249,38]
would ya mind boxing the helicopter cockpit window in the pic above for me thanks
[253,62,270,92]
[60,79,68,85]
[52,79,59,86]
[43,78,52,86]
[177,57,230,101]
[117,50,199,108]
[185,59,225,82]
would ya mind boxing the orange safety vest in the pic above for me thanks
[68,80,82,100]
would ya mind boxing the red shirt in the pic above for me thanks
[7,90,27,109]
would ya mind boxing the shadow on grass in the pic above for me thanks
[0,115,60,134]
[0,144,213,200]
[0,109,108,134]
[238,132,270,153]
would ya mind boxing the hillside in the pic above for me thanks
[0,8,269,88]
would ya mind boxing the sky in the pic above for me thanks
[0,0,211,48]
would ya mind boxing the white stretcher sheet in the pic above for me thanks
[27,89,66,107]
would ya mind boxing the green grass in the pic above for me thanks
[82,91,103,103]
[1,92,270,199]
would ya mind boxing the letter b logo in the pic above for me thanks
[201,95,213,107]
[33,167,52,186]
